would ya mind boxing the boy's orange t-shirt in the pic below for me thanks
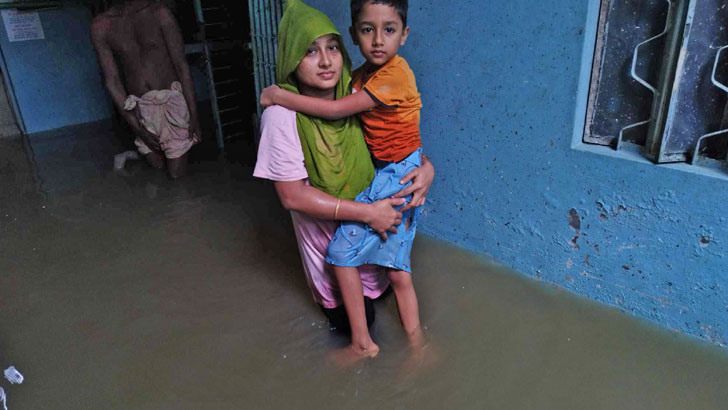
[352,55,422,162]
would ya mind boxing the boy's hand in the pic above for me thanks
[260,85,280,108]
[367,197,406,241]
[189,116,202,145]
[138,128,162,152]
[394,156,434,211]
[123,111,161,151]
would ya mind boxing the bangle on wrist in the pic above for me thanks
[334,198,341,220]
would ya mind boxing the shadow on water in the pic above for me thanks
[0,128,727,410]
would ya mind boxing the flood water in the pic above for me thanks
[1,126,727,410]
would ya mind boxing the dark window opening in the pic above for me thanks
[585,0,670,148]
[584,0,728,168]
[190,0,257,157]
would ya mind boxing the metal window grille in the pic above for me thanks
[585,0,728,167]
[585,0,672,148]
[248,0,284,119]
[648,0,728,163]
[194,0,264,149]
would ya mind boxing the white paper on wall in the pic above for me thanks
[1,9,44,42]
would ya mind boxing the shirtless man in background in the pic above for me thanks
[91,0,201,178]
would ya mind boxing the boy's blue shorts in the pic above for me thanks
[326,148,423,273]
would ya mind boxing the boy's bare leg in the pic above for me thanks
[332,265,379,360]
[389,269,440,378]
[388,269,422,342]
[166,153,189,179]
[142,151,165,170]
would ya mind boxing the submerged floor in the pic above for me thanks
[1,128,727,410]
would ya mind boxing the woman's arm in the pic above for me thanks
[393,155,435,211]
[261,85,377,120]
[274,180,406,240]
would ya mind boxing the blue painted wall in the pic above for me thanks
[307,0,728,346]
[0,3,112,134]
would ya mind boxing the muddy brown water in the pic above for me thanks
[1,130,727,410]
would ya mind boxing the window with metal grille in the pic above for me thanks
[584,0,728,168]
[191,0,281,149]
[248,0,284,118]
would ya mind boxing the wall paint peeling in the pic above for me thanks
[307,0,727,346]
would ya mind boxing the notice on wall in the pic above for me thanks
[1,9,44,42]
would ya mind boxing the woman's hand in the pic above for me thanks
[393,155,435,211]
[366,197,406,241]
[260,85,281,109]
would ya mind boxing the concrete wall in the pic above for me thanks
[307,0,728,346]
[0,3,112,134]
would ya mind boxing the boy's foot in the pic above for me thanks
[113,150,140,171]
[399,328,441,379]
[328,341,380,367]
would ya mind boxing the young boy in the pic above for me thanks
[261,0,425,359]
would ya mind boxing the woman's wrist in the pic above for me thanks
[328,198,366,224]
[352,201,372,225]
[333,198,341,220]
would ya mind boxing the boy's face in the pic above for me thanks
[350,2,409,67]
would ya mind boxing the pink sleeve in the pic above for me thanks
[253,106,309,181]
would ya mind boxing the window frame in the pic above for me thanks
[574,0,728,175]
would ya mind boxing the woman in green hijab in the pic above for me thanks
[253,0,433,358]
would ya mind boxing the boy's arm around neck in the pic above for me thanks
[272,87,377,120]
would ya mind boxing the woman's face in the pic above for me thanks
[295,34,343,99]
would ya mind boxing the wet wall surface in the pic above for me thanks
[1,130,728,409]
[307,0,728,347]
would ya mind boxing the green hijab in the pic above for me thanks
[276,0,374,200]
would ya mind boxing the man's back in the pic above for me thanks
[92,1,179,95]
